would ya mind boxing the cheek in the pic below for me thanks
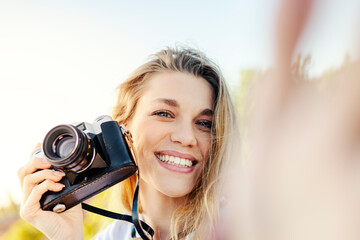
[198,134,212,160]
[132,134,154,176]
[132,125,165,162]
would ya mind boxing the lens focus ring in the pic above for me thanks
[42,124,95,173]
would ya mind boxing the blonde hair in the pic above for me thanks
[112,46,239,239]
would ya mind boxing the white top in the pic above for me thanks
[94,220,136,240]
[94,220,194,240]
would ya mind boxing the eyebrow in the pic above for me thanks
[153,98,213,116]
[201,108,213,117]
[153,98,180,108]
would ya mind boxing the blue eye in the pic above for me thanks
[197,120,212,130]
[153,111,173,118]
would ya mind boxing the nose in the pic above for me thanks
[170,119,197,147]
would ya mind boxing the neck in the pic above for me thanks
[139,179,185,240]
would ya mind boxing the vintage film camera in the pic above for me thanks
[40,115,137,213]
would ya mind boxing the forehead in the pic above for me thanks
[140,71,214,109]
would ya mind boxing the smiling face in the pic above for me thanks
[125,71,214,198]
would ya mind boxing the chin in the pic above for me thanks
[163,191,191,199]
[159,184,195,199]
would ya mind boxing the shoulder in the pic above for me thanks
[93,220,133,240]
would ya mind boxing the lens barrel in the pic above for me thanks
[42,124,95,173]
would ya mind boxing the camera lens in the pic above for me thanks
[54,134,76,158]
[42,124,95,173]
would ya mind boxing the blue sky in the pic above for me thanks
[0,0,359,205]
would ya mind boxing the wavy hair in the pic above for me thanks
[111,46,239,239]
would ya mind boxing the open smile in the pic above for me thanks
[155,152,199,168]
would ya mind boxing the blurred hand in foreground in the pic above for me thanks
[224,0,360,239]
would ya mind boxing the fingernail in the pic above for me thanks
[53,171,66,176]
[56,183,65,188]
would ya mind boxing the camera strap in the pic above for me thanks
[81,174,154,239]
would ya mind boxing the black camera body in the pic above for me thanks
[40,115,137,213]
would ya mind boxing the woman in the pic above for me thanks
[17,47,239,239]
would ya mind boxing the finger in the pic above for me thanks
[249,0,315,139]
[276,0,313,69]
[18,158,52,189]
[261,0,314,104]
[22,169,65,201]
[18,152,52,189]
[273,0,314,100]
[20,179,65,221]
[30,143,42,157]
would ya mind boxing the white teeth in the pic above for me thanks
[180,158,185,166]
[157,154,194,168]
[186,160,192,167]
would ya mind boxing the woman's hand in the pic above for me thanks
[17,143,84,240]
[224,0,360,239]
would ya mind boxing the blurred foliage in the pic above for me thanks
[292,53,312,81]
[1,219,44,240]
[233,68,260,129]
